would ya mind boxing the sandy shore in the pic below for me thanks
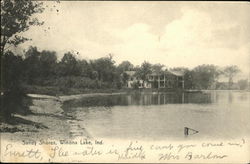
[1,93,115,142]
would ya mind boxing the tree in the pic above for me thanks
[170,67,188,73]
[117,61,134,73]
[1,0,44,55]
[151,63,165,74]
[77,59,92,77]
[1,51,28,120]
[1,51,24,91]
[183,69,194,89]
[238,79,248,90]
[223,65,241,89]
[40,50,57,77]
[117,61,134,87]
[192,64,221,89]
[90,55,116,83]
[121,72,129,86]
[23,46,42,84]
[135,61,152,87]
[23,47,57,82]
[58,52,79,76]
[1,1,44,120]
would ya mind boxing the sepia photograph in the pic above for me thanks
[0,0,250,163]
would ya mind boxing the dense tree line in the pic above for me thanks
[1,0,45,121]
[2,48,118,93]
[2,46,247,96]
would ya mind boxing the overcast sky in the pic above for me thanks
[17,1,250,78]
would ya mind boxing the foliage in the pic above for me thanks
[151,63,165,74]
[1,51,24,91]
[223,65,241,89]
[19,48,123,90]
[23,46,58,84]
[183,70,195,89]
[58,52,79,76]
[223,65,241,79]
[191,64,221,89]
[117,61,134,73]
[131,81,139,89]
[40,50,57,77]
[170,67,188,73]
[1,0,44,120]
[90,54,116,83]
[77,59,92,77]
[6,47,245,92]
[0,51,33,121]
[1,0,44,54]
[2,46,247,96]
[121,72,129,86]
[135,61,152,84]
[237,79,248,90]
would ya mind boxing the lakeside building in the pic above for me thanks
[124,70,184,89]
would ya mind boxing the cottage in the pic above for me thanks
[124,71,150,88]
[147,70,184,89]
[124,70,184,89]
[124,71,137,88]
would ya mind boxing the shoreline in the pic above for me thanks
[1,90,249,142]
[22,84,250,97]
[0,93,91,142]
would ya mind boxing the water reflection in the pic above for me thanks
[63,92,212,108]
[62,91,250,140]
[228,91,233,103]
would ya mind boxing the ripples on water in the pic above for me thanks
[62,91,250,140]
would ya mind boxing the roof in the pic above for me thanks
[124,70,184,77]
[124,71,136,76]
[168,70,184,76]
[150,70,184,76]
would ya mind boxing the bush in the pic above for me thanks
[238,79,248,90]
[131,81,139,89]
[29,76,121,90]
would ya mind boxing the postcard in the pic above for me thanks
[1,0,249,163]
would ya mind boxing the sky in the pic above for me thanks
[16,1,250,79]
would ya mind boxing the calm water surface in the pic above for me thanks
[62,91,250,140]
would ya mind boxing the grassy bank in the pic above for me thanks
[23,85,189,96]
[22,85,129,96]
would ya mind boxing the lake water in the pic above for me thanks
[62,91,250,140]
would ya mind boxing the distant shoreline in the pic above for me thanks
[1,89,249,142]
[27,89,250,103]
[24,84,250,97]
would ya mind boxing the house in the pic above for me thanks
[147,70,184,89]
[124,70,184,89]
[124,71,150,88]
[124,71,137,88]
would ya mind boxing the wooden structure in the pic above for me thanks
[125,70,185,89]
[147,70,184,89]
